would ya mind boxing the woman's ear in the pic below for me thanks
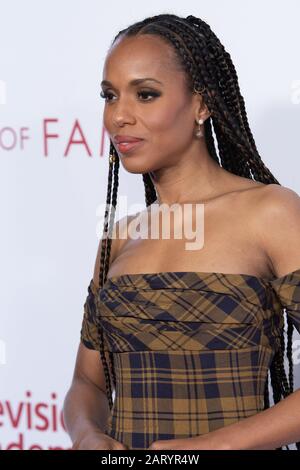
[193,93,211,123]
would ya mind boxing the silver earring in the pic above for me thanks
[195,118,204,138]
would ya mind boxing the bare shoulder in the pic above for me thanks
[93,211,140,287]
[252,183,300,216]
[249,183,300,277]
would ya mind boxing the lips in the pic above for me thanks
[114,135,144,144]
[115,140,145,154]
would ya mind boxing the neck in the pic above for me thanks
[151,142,228,206]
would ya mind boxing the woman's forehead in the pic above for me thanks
[106,35,176,67]
[103,36,182,85]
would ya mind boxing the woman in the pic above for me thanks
[63,13,300,450]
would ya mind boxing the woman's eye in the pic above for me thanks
[100,90,114,101]
[138,91,160,101]
[99,90,160,102]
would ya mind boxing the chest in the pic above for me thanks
[108,200,271,279]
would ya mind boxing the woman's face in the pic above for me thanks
[101,34,204,174]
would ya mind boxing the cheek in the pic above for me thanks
[148,105,193,147]
[103,100,193,147]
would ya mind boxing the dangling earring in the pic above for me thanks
[195,118,204,138]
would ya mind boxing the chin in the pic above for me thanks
[120,159,157,175]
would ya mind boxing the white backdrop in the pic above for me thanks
[1,0,299,450]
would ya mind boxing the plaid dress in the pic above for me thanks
[80,268,300,450]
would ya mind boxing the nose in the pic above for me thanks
[111,99,136,127]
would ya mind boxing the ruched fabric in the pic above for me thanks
[80,269,300,449]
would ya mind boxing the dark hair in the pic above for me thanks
[96,13,299,450]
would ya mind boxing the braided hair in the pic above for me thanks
[97,13,299,450]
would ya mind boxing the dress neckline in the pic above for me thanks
[105,267,300,285]
[89,268,300,295]
[105,270,273,284]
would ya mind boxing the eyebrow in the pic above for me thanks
[100,77,164,88]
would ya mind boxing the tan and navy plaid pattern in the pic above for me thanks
[80,268,300,449]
